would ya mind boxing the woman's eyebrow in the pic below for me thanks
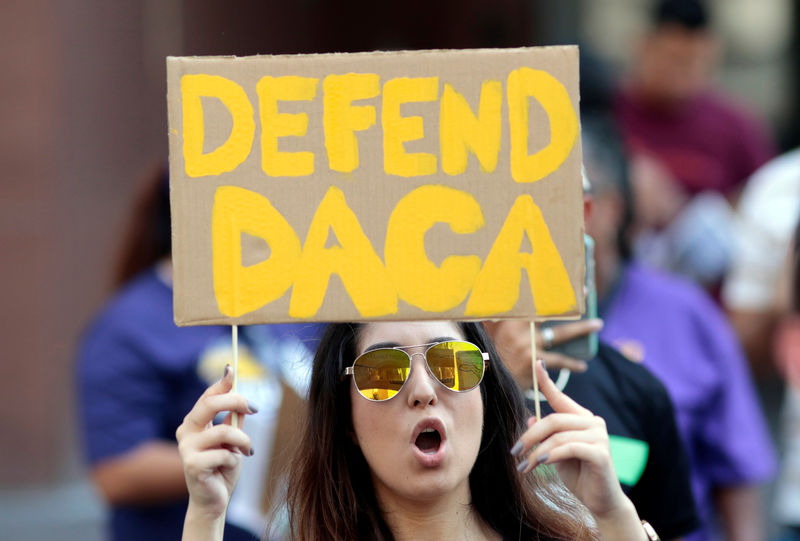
[363,336,460,353]
[364,341,400,352]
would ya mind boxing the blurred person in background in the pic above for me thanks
[75,164,323,541]
[717,148,800,541]
[614,0,776,290]
[720,152,800,541]
[722,148,800,376]
[721,152,800,539]
[581,116,773,541]
[772,220,800,541]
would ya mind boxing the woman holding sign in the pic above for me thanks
[177,321,656,540]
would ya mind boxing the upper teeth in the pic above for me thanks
[421,428,435,434]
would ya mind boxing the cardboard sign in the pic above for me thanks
[167,47,584,325]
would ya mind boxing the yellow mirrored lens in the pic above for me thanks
[426,342,483,391]
[353,349,410,401]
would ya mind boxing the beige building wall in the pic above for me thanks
[0,0,175,483]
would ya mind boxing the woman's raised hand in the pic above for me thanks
[512,362,645,538]
[176,365,256,540]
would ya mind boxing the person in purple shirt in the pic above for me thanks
[583,116,776,541]
[75,165,324,541]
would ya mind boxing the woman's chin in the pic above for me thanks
[380,466,469,505]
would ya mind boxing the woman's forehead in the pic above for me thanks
[356,321,464,354]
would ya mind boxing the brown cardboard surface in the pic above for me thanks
[167,47,584,325]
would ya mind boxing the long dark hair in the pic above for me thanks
[284,322,597,541]
[112,162,171,288]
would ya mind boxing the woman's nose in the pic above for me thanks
[405,353,438,407]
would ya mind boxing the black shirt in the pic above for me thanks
[531,342,700,539]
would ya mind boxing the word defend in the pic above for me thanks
[181,68,577,182]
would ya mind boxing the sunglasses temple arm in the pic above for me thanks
[341,366,354,381]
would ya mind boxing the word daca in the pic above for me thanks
[213,184,578,319]
[181,68,578,181]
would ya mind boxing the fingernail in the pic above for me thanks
[575,361,588,373]
[249,447,255,456]
[536,453,549,466]
[537,361,550,380]
[516,459,529,472]
[223,364,231,378]
[247,400,259,414]
[510,441,523,456]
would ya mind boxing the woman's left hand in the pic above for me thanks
[511,360,628,520]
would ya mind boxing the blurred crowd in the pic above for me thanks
[72,1,800,540]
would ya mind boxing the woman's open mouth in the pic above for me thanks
[415,428,442,455]
[410,419,446,467]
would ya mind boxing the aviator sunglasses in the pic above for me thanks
[344,341,490,401]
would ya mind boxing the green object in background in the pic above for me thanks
[608,435,649,486]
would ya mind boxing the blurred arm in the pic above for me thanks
[726,309,779,377]
[713,485,765,541]
[91,440,187,505]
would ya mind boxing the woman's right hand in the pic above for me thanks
[513,362,647,540]
[176,365,256,539]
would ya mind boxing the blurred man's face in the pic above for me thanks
[585,189,621,262]
[634,24,716,107]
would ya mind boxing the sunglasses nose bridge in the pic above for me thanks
[409,350,438,377]
[405,351,438,386]
[401,351,441,403]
